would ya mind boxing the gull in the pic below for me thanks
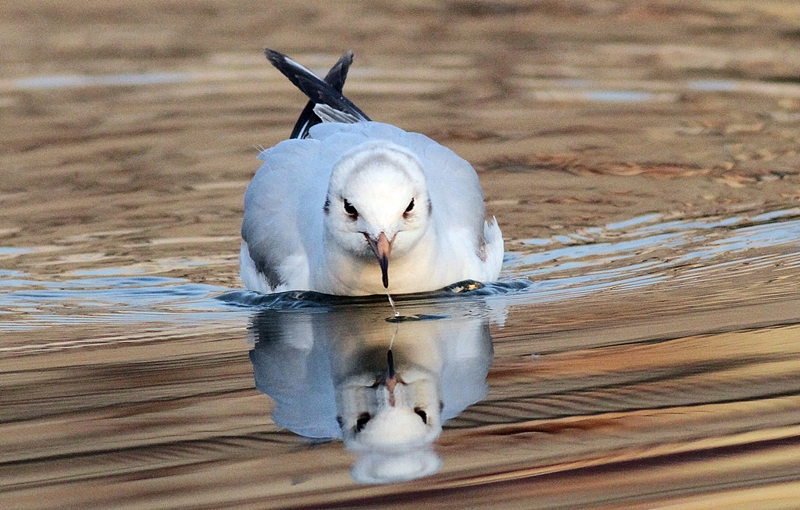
[240,49,503,296]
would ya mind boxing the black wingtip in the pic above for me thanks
[263,48,286,67]
[324,51,354,92]
[264,48,370,139]
[287,50,356,139]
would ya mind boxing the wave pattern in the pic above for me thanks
[2,206,799,508]
[3,2,800,503]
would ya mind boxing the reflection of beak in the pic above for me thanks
[386,349,398,406]
[387,349,395,379]
[367,232,392,288]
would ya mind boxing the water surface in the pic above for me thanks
[2,1,800,508]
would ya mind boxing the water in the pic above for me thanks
[2,206,799,505]
[3,1,800,508]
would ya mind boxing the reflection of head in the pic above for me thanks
[348,406,436,449]
[334,348,445,484]
[351,447,442,484]
[344,404,443,484]
[247,298,494,483]
[338,365,441,452]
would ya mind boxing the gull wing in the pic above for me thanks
[265,48,370,139]
[288,51,357,139]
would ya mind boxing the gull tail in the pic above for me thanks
[265,49,371,139]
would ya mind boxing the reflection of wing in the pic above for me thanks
[439,318,494,421]
[249,310,340,439]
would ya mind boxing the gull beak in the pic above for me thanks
[368,232,392,288]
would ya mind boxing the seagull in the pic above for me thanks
[240,49,503,296]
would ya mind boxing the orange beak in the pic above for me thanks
[368,232,392,288]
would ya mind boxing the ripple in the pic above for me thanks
[216,279,532,310]
[3,208,798,329]
[0,273,237,330]
[0,247,34,256]
[507,208,800,302]
[13,72,194,90]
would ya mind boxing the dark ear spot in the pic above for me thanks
[336,415,343,427]
[323,198,331,214]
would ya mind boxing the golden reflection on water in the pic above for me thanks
[3,0,800,508]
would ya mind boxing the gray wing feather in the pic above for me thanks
[242,140,327,289]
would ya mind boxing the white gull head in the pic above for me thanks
[324,141,431,289]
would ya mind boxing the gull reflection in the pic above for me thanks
[247,294,495,484]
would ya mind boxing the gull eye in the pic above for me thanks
[413,407,427,424]
[404,198,415,216]
[355,412,371,432]
[343,199,358,219]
